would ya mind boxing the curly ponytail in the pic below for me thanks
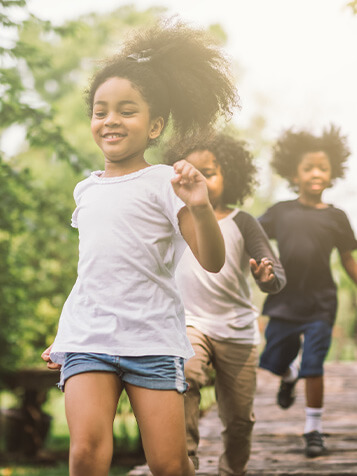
[85,19,238,143]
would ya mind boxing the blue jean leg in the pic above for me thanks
[259,318,302,376]
[299,320,332,377]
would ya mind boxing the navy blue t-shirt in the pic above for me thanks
[259,199,357,325]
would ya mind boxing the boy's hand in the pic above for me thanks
[41,344,61,370]
[250,257,275,283]
[171,160,210,208]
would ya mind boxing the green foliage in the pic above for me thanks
[327,250,357,361]
[0,158,32,370]
[0,1,165,374]
[0,465,69,476]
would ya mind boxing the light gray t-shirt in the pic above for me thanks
[176,209,286,345]
[50,165,194,364]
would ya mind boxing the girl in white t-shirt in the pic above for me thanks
[41,20,237,476]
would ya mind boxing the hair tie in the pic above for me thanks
[126,49,152,63]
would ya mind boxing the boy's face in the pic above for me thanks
[294,151,332,197]
[185,150,225,208]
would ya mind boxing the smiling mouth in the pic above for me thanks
[102,133,126,140]
[309,182,325,191]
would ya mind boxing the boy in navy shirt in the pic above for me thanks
[259,125,357,457]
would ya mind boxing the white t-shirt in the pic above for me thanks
[176,209,260,345]
[50,165,194,364]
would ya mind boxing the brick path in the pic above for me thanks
[128,362,357,475]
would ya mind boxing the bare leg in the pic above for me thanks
[305,376,323,408]
[126,383,195,476]
[65,372,123,476]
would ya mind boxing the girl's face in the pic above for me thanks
[293,151,332,197]
[91,77,163,170]
[185,150,225,208]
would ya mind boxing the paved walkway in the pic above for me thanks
[128,362,357,475]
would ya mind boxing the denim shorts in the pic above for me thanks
[58,352,188,394]
[259,318,332,378]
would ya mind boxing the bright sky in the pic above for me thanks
[25,0,357,229]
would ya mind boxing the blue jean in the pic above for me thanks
[260,318,332,378]
[59,352,188,393]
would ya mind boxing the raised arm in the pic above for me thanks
[234,211,286,294]
[171,160,225,273]
[339,250,357,284]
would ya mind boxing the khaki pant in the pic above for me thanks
[184,326,257,476]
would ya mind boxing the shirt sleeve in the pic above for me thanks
[161,167,186,235]
[233,211,286,294]
[258,204,277,239]
[71,184,80,228]
[334,208,357,253]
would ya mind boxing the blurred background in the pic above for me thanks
[0,0,356,474]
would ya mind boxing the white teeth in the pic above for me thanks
[104,134,123,138]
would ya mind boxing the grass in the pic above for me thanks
[0,466,69,476]
[0,465,129,475]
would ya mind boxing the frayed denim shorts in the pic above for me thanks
[58,352,188,394]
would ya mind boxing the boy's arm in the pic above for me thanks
[235,211,286,294]
[340,250,357,284]
[172,160,225,273]
[250,257,275,284]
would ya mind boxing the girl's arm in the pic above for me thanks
[171,160,225,273]
[339,250,357,284]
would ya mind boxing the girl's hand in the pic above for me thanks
[41,344,62,370]
[171,160,210,208]
[250,257,275,283]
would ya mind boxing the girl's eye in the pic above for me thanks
[93,111,106,118]
[121,110,136,116]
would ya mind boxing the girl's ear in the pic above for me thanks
[149,117,165,139]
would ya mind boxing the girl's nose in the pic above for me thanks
[105,112,121,126]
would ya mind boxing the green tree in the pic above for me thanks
[0,0,164,372]
[0,0,82,373]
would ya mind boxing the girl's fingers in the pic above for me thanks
[173,160,201,183]
[47,362,61,370]
[41,351,50,361]
[171,173,182,184]
[41,344,53,361]
[173,159,188,173]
